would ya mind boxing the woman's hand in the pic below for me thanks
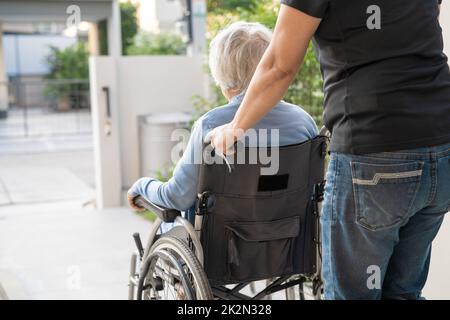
[204,122,245,155]
[127,193,146,212]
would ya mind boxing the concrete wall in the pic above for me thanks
[3,34,76,76]
[90,55,207,207]
[0,24,7,116]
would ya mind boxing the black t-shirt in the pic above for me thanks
[282,0,450,154]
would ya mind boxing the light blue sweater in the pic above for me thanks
[128,93,318,212]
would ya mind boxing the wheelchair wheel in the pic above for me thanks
[139,235,213,300]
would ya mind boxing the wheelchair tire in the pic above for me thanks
[139,247,195,300]
[147,235,213,300]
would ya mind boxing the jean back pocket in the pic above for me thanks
[351,160,424,231]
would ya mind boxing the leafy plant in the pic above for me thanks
[121,1,138,54]
[44,42,89,100]
[207,0,259,13]
[98,1,138,55]
[126,32,186,56]
[154,165,175,182]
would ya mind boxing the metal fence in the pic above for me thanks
[0,79,92,138]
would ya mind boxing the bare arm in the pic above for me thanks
[232,5,321,131]
[206,5,321,153]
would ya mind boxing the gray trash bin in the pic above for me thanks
[139,112,191,178]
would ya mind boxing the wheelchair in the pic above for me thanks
[128,134,328,300]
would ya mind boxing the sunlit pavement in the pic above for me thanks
[0,201,150,299]
[0,146,151,299]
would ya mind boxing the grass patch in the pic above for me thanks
[137,210,157,222]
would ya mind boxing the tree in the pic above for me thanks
[121,1,138,54]
[98,1,138,55]
[126,32,186,56]
[207,0,258,13]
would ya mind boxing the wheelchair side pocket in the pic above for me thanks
[225,216,300,282]
[351,160,424,231]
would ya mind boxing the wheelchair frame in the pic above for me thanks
[128,188,324,300]
[129,130,330,300]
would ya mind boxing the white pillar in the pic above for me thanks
[88,0,124,208]
[89,56,122,208]
[190,0,207,56]
[88,22,99,56]
[0,23,8,118]
[108,0,122,57]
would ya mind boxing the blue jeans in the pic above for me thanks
[321,142,450,299]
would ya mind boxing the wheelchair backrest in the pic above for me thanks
[196,136,328,284]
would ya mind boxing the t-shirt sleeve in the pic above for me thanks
[281,0,329,18]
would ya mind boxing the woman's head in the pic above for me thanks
[209,21,272,99]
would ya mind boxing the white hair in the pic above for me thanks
[209,21,272,93]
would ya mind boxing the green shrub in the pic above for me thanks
[121,1,138,54]
[44,42,89,100]
[126,32,187,56]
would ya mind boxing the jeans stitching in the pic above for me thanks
[426,159,438,207]
[352,170,423,185]
[331,156,340,223]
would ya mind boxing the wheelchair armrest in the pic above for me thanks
[133,195,181,223]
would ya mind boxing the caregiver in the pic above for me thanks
[206,0,450,299]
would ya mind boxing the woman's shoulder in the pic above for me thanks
[276,101,316,122]
[274,101,319,136]
[199,103,238,130]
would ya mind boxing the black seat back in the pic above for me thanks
[196,136,328,284]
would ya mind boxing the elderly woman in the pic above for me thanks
[127,21,318,221]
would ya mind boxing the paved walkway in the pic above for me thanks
[0,200,151,299]
[0,140,151,299]
[0,135,92,155]
[0,150,95,206]
[0,108,92,139]
[0,144,151,299]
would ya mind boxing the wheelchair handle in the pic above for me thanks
[133,195,181,223]
[132,232,144,258]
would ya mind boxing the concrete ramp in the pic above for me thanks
[0,166,94,205]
